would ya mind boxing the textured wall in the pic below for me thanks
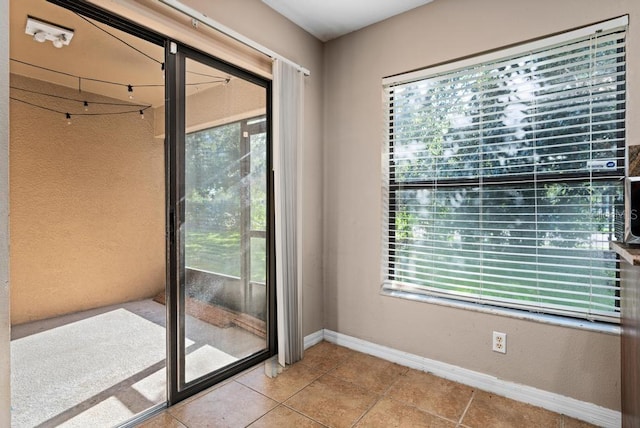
[322,0,636,410]
[153,77,266,137]
[0,0,10,424]
[9,74,166,324]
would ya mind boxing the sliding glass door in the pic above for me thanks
[18,2,276,418]
[167,45,275,400]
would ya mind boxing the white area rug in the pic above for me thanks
[11,306,240,428]
[55,346,238,427]
[11,309,166,428]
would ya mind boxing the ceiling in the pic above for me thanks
[10,0,230,109]
[11,0,165,107]
[262,0,434,42]
[10,0,434,109]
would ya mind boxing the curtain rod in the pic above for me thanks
[157,0,311,76]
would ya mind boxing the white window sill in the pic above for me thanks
[380,286,621,336]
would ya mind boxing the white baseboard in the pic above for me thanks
[304,329,620,428]
[303,329,324,349]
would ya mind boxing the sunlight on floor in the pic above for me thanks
[9,299,257,427]
[11,307,166,427]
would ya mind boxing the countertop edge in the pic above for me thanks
[610,241,640,265]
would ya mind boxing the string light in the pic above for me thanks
[10,97,153,125]
[10,11,229,128]
[10,58,229,91]
[10,86,152,119]
[72,14,230,83]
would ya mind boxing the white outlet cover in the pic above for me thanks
[492,331,507,354]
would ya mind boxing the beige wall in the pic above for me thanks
[9,74,166,324]
[2,0,632,415]
[0,0,10,423]
[322,0,637,410]
[154,77,266,137]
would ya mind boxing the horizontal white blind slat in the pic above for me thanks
[386,59,626,102]
[382,19,626,323]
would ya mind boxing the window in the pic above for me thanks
[382,17,627,323]
[185,115,267,284]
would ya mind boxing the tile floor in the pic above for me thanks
[138,341,597,428]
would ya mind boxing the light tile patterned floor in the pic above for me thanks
[138,341,597,428]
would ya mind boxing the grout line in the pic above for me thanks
[349,365,403,428]
[244,404,275,428]
[350,394,383,428]
[237,366,324,405]
[233,379,279,403]
[457,390,476,427]
[166,410,189,428]
[380,366,407,397]
[232,378,277,403]
[228,383,281,427]
[280,402,330,427]
[372,375,460,427]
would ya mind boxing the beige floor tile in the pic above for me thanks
[236,363,324,402]
[299,341,357,372]
[248,405,325,427]
[562,415,599,427]
[285,373,379,428]
[169,381,277,427]
[136,345,591,428]
[330,352,408,394]
[462,391,562,428]
[355,397,456,428]
[386,369,473,422]
[137,411,187,428]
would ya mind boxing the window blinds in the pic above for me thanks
[382,16,627,322]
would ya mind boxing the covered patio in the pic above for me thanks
[10,298,264,427]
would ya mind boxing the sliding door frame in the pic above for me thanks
[48,0,277,410]
[167,43,275,402]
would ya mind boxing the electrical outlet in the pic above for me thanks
[492,331,506,354]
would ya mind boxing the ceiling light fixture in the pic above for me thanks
[25,16,74,49]
[32,31,47,43]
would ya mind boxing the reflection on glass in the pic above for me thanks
[183,59,267,384]
[185,122,242,278]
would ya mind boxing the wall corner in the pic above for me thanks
[0,0,11,425]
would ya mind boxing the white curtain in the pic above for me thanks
[273,59,304,366]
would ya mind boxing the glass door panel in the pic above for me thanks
[179,54,270,389]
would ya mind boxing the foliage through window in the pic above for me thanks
[382,18,627,322]
[185,116,267,283]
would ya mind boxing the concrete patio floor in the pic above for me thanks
[10,298,264,427]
